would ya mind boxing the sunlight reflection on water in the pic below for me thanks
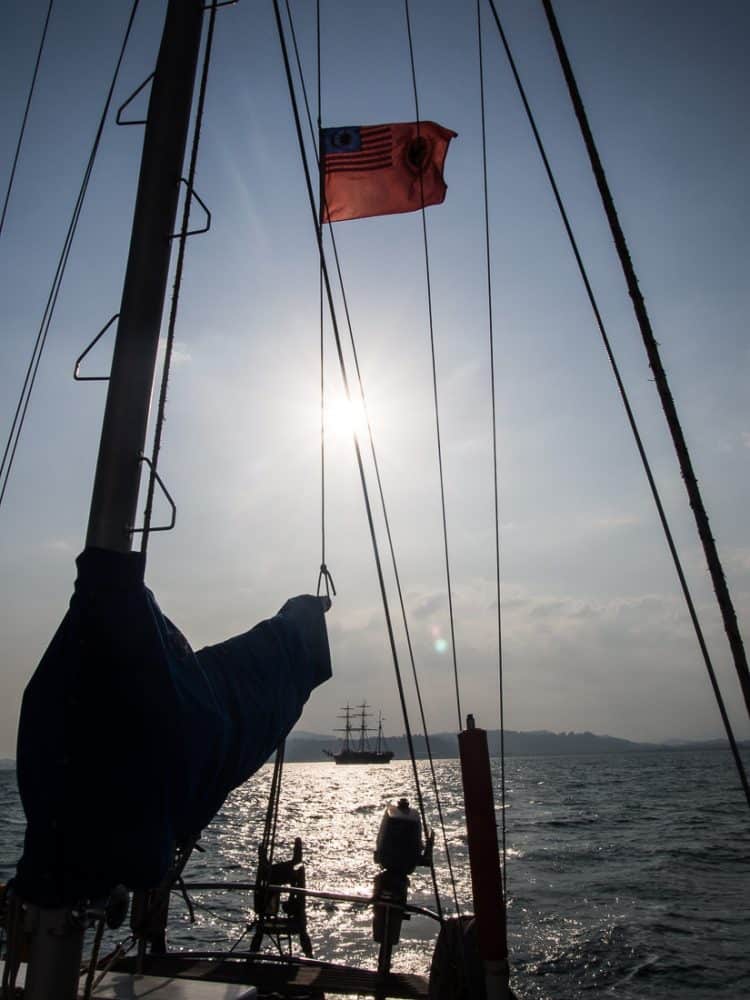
[1,751,748,998]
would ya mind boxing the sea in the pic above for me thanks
[1,750,748,1000]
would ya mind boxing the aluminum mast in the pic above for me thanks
[22,4,204,999]
[86,0,203,551]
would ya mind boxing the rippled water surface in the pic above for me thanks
[1,750,748,999]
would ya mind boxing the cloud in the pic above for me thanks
[726,547,750,574]
[506,590,693,653]
[529,599,568,619]
[392,579,697,669]
[410,591,447,620]
[158,338,192,365]
[171,342,192,365]
[593,514,640,530]
[42,538,74,554]
[204,569,747,743]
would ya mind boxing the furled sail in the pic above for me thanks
[14,547,331,906]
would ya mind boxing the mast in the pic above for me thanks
[357,702,371,752]
[86,0,204,551]
[335,704,353,752]
[20,5,204,1000]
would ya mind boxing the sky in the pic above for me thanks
[0,0,748,759]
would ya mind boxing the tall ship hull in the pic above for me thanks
[326,748,394,765]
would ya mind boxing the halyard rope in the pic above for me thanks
[273,0,445,915]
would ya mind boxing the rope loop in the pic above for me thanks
[316,563,336,599]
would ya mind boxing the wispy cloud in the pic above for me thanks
[171,342,192,365]
[593,514,640,530]
[157,338,192,365]
[42,538,74,554]
[726,547,750,573]
[411,591,447,620]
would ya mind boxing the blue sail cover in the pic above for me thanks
[14,548,331,906]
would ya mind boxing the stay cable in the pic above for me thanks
[0,0,55,240]
[476,0,509,886]
[404,0,464,734]
[486,0,750,807]
[0,0,142,512]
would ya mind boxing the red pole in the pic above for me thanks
[458,714,512,997]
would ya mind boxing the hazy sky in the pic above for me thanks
[1,1,748,759]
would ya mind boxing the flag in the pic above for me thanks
[320,121,457,223]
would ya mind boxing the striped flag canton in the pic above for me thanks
[321,125,393,174]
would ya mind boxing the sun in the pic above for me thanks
[325,395,370,443]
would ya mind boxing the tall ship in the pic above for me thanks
[324,704,394,764]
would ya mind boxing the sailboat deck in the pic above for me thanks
[113,954,429,998]
[92,974,257,998]
[1,964,257,997]
[2,956,429,998]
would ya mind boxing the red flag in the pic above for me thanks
[320,121,457,223]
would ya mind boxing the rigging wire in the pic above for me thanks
[315,0,334,599]
[283,0,461,919]
[268,742,286,867]
[183,897,250,927]
[540,0,750,727]
[141,0,218,548]
[0,0,142,512]
[272,0,438,894]
[88,936,136,996]
[485,0,750,807]
[263,2,327,898]
[476,0,508,888]
[252,742,286,951]
[0,0,55,240]
[403,0,463,734]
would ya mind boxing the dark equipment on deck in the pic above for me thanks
[371,798,433,996]
[252,837,313,957]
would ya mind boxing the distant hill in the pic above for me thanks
[282,729,745,763]
[661,738,740,749]
[2,733,743,768]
